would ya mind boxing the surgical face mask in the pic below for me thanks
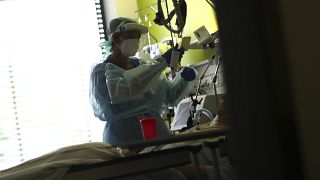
[118,38,140,57]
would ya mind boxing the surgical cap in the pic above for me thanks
[107,17,148,38]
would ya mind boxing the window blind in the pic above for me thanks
[0,0,106,170]
[95,0,108,56]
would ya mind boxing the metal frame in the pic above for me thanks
[64,128,229,180]
[64,145,202,180]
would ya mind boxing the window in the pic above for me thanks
[0,0,105,169]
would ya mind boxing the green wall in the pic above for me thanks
[115,0,138,19]
[136,0,218,66]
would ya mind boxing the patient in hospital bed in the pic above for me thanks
[0,142,231,180]
[168,97,233,180]
[0,142,186,180]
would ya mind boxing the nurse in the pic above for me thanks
[89,17,197,145]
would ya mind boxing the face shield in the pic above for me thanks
[136,33,161,61]
[136,33,151,60]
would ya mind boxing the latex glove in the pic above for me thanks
[181,67,196,81]
[162,44,185,66]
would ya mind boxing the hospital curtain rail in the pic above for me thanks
[0,0,106,170]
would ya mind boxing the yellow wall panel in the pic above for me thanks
[136,0,218,65]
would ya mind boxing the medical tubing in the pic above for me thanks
[156,0,184,34]
[212,55,221,108]
[165,0,175,48]
[171,0,185,30]
[194,108,215,124]
[195,54,216,99]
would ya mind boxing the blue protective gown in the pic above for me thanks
[89,56,197,145]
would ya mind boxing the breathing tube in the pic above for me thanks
[153,0,187,35]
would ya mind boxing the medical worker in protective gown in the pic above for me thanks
[89,17,198,145]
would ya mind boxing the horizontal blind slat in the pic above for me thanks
[0,0,105,170]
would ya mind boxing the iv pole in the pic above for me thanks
[195,32,221,108]
[181,33,221,131]
[211,37,222,109]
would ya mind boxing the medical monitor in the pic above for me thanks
[170,94,223,131]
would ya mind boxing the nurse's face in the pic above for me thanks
[114,30,142,57]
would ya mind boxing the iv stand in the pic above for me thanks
[181,50,218,131]
[179,32,221,132]
[211,54,221,109]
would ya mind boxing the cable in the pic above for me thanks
[205,0,217,14]
[165,0,175,47]
[205,0,216,11]
[154,0,187,35]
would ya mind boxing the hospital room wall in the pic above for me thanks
[102,0,139,29]
[106,0,217,65]
[115,0,138,19]
[135,0,218,66]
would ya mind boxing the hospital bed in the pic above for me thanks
[0,126,230,180]
[63,127,230,180]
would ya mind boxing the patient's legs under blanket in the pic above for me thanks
[0,142,121,180]
[0,142,189,180]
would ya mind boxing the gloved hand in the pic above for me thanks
[162,44,185,66]
[181,67,196,81]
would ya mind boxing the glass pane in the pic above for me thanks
[0,0,105,169]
